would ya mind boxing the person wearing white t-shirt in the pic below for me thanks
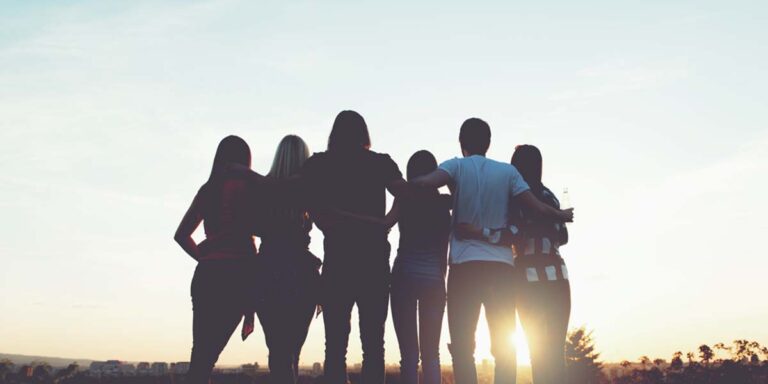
[412,118,573,384]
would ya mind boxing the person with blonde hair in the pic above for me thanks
[254,134,322,384]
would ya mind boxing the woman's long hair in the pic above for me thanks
[407,150,438,182]
[208,135,251,182]
[327,110,371,152]
[201,135,251,215]
[268,135,311,224]
[511,144,544,195]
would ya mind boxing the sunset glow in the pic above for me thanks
[1,0,767,370]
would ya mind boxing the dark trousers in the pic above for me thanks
[447,261,517,384]
[391,274,446,384]
[517,273,571,384]
[257,294,316,384]
[188,260,248,384]
[257,246,320,384]
[321,239,391,384]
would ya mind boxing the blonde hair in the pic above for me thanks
[267,135,311,225]
[268,135,311,179]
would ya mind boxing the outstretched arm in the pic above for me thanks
[174,194,203,261]
[516,191,574,222]
[386,178,410,198]
[332,199,400,229]
[410,169,451,189]
[454,223,522,248]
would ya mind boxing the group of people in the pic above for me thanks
[174,110,575,384]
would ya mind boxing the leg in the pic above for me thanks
[188,302,242,384]
[188,264,244,384]
[517,282,547,384]
[447,263,483,384]
[538,280,571,384]
[291,292,318,381]
[391,275,420,384]
[418,279,446,384]
[257,301,296,384]
[518,275,571,384]
[323,280,355,384]
[357,271,390,384]
[484,264,517,384]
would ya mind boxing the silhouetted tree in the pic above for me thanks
[0,358,14,381]
[565,327,606,383]
[639,356,651,370]
[698,344,714,366]
[32,361,53,380]
[54,363,79,383]
[669,352,683,371]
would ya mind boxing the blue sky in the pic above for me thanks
[1,0,766,366]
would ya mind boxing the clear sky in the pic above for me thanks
[1,0,766,367]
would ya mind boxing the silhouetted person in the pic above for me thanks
[510,145,570,384]
[174,135,259,384]
[389,151,452,384]
[300,110,407,384]
[411,119,573,384]
[254,135,322,384]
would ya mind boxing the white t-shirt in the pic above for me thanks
[439,155,530,266]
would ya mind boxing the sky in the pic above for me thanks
[1,0,767,367]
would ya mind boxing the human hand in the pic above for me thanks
[560,208,574,223]
[455,222,482,240]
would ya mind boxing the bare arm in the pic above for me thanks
[386,178,410,198]
[174,194,203,261]
[410,169,451,189]
[332,200,400,229]
[515,190,574,222]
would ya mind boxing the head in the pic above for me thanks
[406,150,438,182]
[269,135,311,179]
[209,135,251,181]
[511,144,543,193]
[459,118,491,156]
[327,110,371,152]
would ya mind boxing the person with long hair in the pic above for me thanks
[174,135,259,384]
[254,135,321,384]
[300,110,408,384]
[456,144,571,384]
[389,150,452,384]
[509,145,571,384]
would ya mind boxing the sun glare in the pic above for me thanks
[472,312,532,366]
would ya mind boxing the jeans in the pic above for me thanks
[188,260,251,384]
[447,261,517,384]
[390,272,446,384]
[517,262,571,384]
[321,237,391,384]
[257,244,321,384]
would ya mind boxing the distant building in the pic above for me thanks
[89,360,127,377]
[136,362,150,375]
[121,363,136,376]
[241,363,259,376]
[171,362,190,374]
[150,362,168,376]
[312,362,322,377]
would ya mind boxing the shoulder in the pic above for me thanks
[368,150,396,164]
[302,151,330,173]
[438,156,463,172]
[306,151,330,163]
[540,186,559,207]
